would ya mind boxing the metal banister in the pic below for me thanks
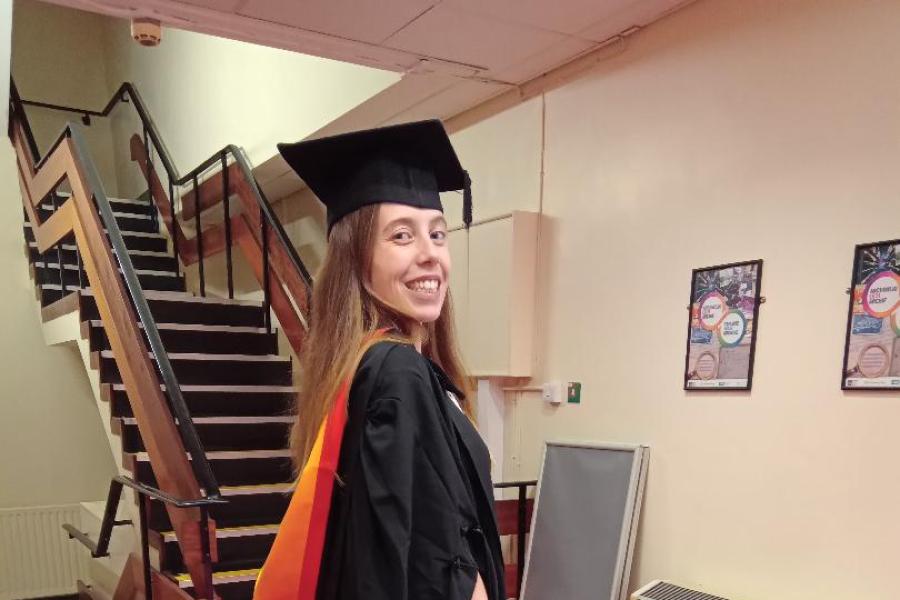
[9,80,222,500]
[19,82,314,296]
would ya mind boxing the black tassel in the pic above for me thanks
[463,170,473,229]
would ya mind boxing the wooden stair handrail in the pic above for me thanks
[9,116,218,600]
[131,135,310,356]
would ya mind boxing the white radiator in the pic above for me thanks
[0,504,90,600]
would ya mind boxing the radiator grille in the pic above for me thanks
[637,581,730,600]
[0,504,90,600]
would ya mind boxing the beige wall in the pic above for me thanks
[454,1,900,598]
[11,0,120,195]
[101,21,399,199]
[0,138,116,508]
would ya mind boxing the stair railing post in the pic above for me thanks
[75,243,84,288]
[199,507,214,597]
[169,176,179,276]
[517,483,527,595]
[49,191,65,293]
[261,210,270,332]
[221,152,233,299]
[193,175,205,297]
[144,127,158,233]
[137,494,153,600]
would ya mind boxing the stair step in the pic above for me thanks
[80,289,266,327]
[171,568,259,599]
[95,350,292,386]
[38,205,157,233]
[114,415,291,452]
[24,222,167,252]
[29,243,177,272]
[154,523,277,574]
[86,320,277,355]
[34,264,185,293]
[104,384,295,419]
[148,483,292,531]
[162,523,279,543]
[126,449,293,487]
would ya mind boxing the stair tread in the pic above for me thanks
[89,320,268,334]
[28,242,169,258]
[23,221,163,237]
[111,383,295,393]
[161,523,279,542]
[219,483,292,496]
[99,350,288,362]
[131,449,291,461]
[81,288,263,307]
[119,416,293,425]
[41,204,153,220]
[172,568,259,588]
[34,261,177,277]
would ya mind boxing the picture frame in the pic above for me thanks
[683,259,763,391]
[841,239,900,390]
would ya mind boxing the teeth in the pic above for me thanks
[408,279,439,292]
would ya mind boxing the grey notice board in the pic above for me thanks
[520,442,650,600]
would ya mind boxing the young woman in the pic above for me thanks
[255,120,505,600]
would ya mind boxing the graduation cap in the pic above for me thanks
[277,119,471,234]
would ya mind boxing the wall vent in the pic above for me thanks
[632,580,732,600]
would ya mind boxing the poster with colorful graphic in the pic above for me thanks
[684,260,763,390]
[841,240,900,389]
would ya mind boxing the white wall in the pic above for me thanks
[11,0,120,194]
[101,21,399,198]
[0,0,12,133]
[454,1,900,598]
[0,138,116,508]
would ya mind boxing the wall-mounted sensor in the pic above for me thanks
[131,18,162,47]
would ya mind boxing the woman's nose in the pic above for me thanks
[415,236,438,263]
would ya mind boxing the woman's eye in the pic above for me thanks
[392,230,413,242]
[431,230,447,242]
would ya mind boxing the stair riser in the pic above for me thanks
[106,389,293,419]
[34,266,184,292]
[28,247,177,272]
[131,457,293,488]
[98,356,292,386]
[36,197,153,215]
[89,326,278,355]
[38,206,158,234]
[119,423,291,453]
[148,493,290,531]
[160,534,273,574]
[81,296,266,327]
[24,225,167,253]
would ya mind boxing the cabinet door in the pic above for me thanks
[468,218,513,376]
[448,228,469,352]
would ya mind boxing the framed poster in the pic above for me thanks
[684,260,763,390]
[841,239,900,389]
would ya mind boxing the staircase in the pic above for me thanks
[24,189,295,598]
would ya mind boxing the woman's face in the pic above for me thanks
[368,202,451,324]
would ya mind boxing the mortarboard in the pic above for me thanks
[277,119,471,234]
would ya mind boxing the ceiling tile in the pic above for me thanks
[446,0,634,36]
[493,36,595,84]
[381,79,510,125]
[576,0,691,42]
[237,0,437,45]
[384,3,568,75]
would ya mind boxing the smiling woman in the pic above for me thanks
[254,120,504,600]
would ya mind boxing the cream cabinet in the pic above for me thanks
[448,211,539,378]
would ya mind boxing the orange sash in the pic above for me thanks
[253,377,351,600]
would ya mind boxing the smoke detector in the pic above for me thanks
[131,18,161,47]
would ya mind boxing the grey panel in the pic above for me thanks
[521,442,648,600]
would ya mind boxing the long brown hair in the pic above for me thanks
[290,204,473,472]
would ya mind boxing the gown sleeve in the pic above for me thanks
[352,351,428,600]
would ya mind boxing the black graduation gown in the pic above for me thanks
[316,341,506,600]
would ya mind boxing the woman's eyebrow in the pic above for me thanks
[382,216,447,233]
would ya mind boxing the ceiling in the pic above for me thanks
[38,0,694,196]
